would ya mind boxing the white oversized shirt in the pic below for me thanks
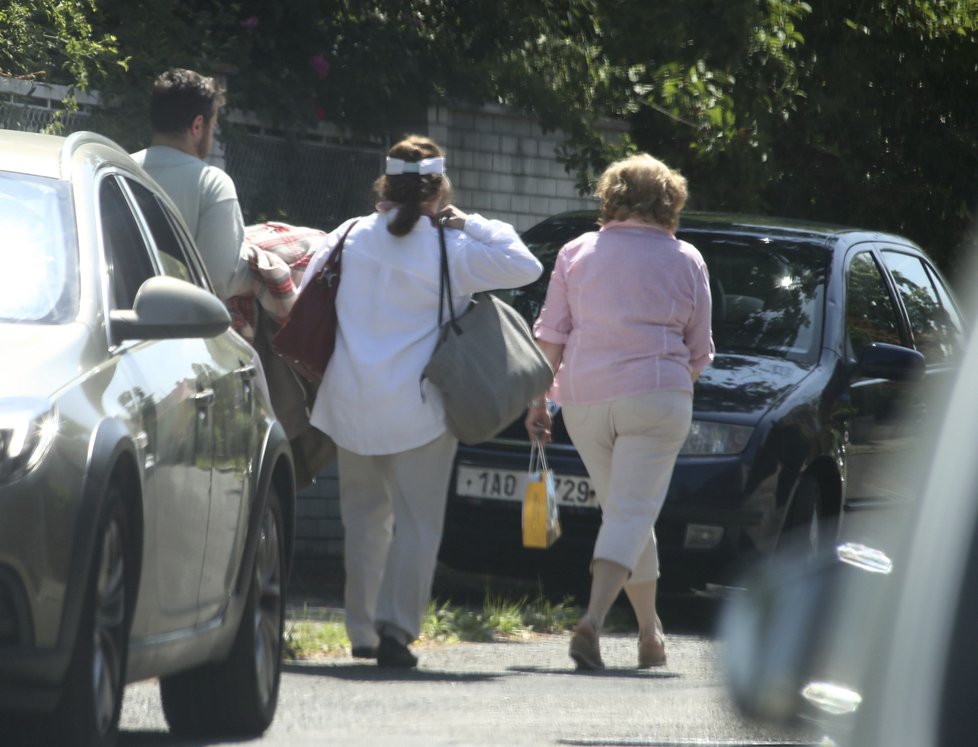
[132,145,248,300]
[300,210,543,455]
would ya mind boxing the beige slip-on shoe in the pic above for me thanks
[569,618,605,671]
[638,632,667,668]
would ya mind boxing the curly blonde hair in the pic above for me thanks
[595,154,688,231]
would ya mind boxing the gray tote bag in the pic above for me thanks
[422,220,553,445]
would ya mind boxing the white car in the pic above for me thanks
[0,129,296,746]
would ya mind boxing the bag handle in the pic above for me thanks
[315,219,359,287]
[436,218,462,333]
[529,438,550,474]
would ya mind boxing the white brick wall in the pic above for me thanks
[437,103,610,231]
[295,464,343,559]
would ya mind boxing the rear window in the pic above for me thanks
[513,214,830,363]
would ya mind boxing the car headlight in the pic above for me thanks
[0,398,59,483]
[680,420,753,456]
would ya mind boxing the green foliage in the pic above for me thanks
[0,1,122,89]
[283,591,583,659]
[283,610,350,659]
[423,592,580,643]
[0,0,123,134]
[7,0,975,271]
[756,0,978,273]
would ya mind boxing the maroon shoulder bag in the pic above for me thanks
[271,219,358,383]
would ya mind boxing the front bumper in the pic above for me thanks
[0,565,68,710]
[440,442,774,593]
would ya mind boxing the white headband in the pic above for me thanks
[385,156,445,176]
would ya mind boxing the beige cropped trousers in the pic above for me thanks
[562,390,692,583]
[337,430,458,648]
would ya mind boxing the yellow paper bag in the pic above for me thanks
[522,440,562,549]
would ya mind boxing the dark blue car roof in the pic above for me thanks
[521,209,908,249]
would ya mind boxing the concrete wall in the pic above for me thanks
[429,103,605,232]
[295,465,343,560]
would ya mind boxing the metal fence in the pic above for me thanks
[222,132,384,232]
[0,99,90,134]
[1,85,383,233]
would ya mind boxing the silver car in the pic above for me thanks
[0,129,296,746]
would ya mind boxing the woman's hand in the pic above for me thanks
[524,402,552,443]
[436,204,469,231]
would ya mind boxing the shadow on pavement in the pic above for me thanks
[507,664,682,679]
[283,661,503,683]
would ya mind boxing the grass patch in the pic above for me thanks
[284,589,600,660]
[421,591,579,644]
[284,610,350,659]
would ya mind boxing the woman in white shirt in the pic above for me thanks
[302,135,542,667]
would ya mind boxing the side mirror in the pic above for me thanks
[109,276,231,342]
[719,540,894,730]
[856,342,925,382]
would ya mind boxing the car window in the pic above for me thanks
[845,251,904,361]
[0,170,78,323]
[505,214,598,321]
[99,176,155,311]
[518,218,830,363]
[124,177,201,287]
[695,237,828,362]
[880,249,963,365]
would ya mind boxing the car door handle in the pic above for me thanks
[194,388,215,408]
[237,363,257,411]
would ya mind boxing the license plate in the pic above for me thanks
[455,465,597,508]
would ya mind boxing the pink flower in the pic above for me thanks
[240,16,259,28]
[309,54,330,79]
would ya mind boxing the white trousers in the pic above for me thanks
[562,390,692,583]
[337,431,458,648]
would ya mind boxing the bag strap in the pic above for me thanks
[529,438,550,474]
[316,218,359,286]
[436,218,461,331]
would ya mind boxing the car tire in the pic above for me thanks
[160,483,285,738]
[779,475,833,562]
[48,484,131,747]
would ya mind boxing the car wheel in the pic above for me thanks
[160,483,285,737]
[49,485,130,747]
[779,475,833,562]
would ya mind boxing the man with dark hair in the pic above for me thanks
[132,68,247,300]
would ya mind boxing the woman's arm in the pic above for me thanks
[443,212,543,293]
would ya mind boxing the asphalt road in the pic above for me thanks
[114,563,820,747]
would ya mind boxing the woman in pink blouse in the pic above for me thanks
[526,154,714,670]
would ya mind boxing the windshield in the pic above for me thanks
[0,171,78,323]
[509,215,829,364]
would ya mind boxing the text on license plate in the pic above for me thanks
[455,465,596,508]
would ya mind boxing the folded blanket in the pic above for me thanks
[228,221,328,341]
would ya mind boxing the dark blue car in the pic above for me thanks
[438,211,964,594]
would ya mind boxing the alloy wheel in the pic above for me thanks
[92,514,126,736]
[252,504,283,707]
